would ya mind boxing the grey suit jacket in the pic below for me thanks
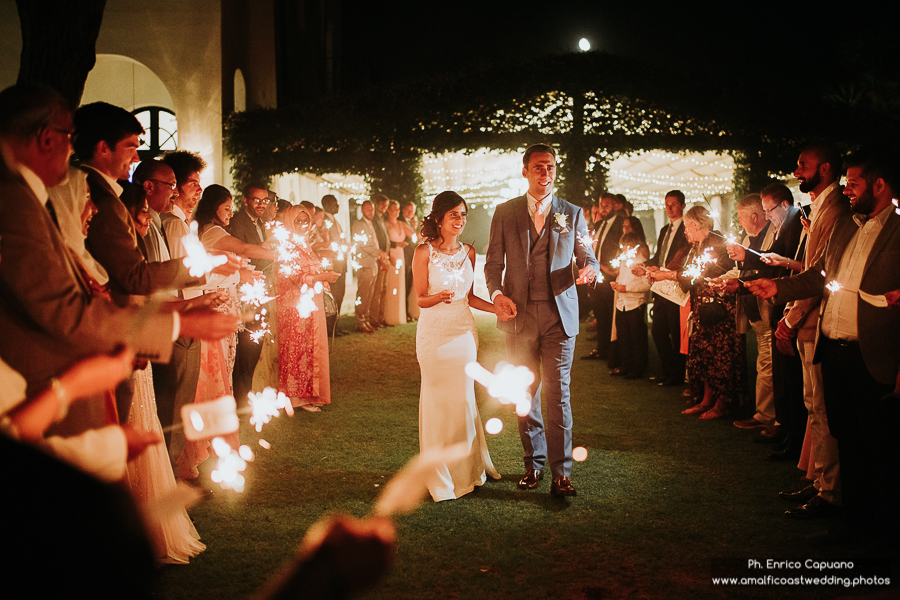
[774,208,900,384]
[351,218,380,271]
[485,195,599,337]
[84,171,202,307]
[0,164,174,396]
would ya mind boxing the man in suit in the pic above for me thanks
[73,104,234,422]
[747,145,900,555]
[323,194,348,333]
[582,193,623,361]
[755,184,808,468]
[131,160,178,264]
[369,194,391,328]
[723,194,777,429]
[0,84,237,436]
[485,143,599,496]
[351,200,380,333]
[763,144,851,517]
[73,103,212,309]
[641,190,689,385]
[227,183,272,406]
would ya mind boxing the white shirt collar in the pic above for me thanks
[82,164,123,196]
[18,164,49,205]
[171,204,188,223]
[810,180,839,207]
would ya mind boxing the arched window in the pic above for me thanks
[133,107,178,160]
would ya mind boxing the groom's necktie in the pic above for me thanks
[534,201,545,232]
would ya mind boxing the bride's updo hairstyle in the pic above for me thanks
[421,191,467,244]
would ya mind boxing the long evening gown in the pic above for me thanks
[277,243,331,409]
[384,223,407,325]
[176,225,240,479]
[127,364,205,563]
[416,244,499,501]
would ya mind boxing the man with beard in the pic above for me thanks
[761,143,851,519]
[581,193,622,361]
[747,145,900,557]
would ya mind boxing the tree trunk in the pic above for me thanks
[16,0,107,111]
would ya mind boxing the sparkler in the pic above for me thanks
[709,230,764,258]
[296,281,324,318]
[610,246,638,269]
[826,280,843,293]
[210,437,251,492]
[181,221,228,277]
[465,361,534,417]
[683,247,717,284]
[178,395,240,441]
[248,387,294,432]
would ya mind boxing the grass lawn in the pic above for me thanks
[156,315,893,599]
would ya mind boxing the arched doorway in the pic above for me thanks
[82,54,178,159]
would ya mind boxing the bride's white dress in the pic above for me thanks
[416,244,499,501]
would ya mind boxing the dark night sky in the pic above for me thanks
[341,1,894,91]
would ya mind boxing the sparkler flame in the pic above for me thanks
[181,221,228,277]
[465,361,534,416]
[210,437,249,492]
[826,280,843,293]
[248,387,294,432]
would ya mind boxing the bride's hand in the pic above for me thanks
[494,295,517,321]
[436,290,453,304]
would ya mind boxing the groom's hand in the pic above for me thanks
[576,265,597,285]
[494,295,517,321]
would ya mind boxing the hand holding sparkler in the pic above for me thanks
[709,277,739,294]
[576,264,597,285]
[178,307,242,340]
[744,278,778,300]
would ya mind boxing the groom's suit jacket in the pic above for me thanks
[84,170,202,307]
[485,194,599,338]
[0,163,174,397]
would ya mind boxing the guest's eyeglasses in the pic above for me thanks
[147,179,177,190]
[49,126,74,140]
[247,197,270,204]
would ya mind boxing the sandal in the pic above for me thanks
[682,404,712,415]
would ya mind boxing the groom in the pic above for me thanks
[485,144,599,496]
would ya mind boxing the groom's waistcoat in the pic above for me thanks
[527,217,553,301]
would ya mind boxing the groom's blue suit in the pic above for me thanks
[485,194,599,478]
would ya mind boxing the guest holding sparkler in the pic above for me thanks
[413,191,499,501]
[648,206,745,418]
[384,200,415,325]
[277,205,339,412]
[609,232,651,379]
[177,185,272,478]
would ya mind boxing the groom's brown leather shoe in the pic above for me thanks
[551,476,577,497]
[517,469,543,490]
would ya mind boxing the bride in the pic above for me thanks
[412,191,500,501]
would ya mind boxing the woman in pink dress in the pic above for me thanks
[177,185,273,478]
[276,205,339,412]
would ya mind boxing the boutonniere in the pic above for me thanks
[553,213,569,232]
